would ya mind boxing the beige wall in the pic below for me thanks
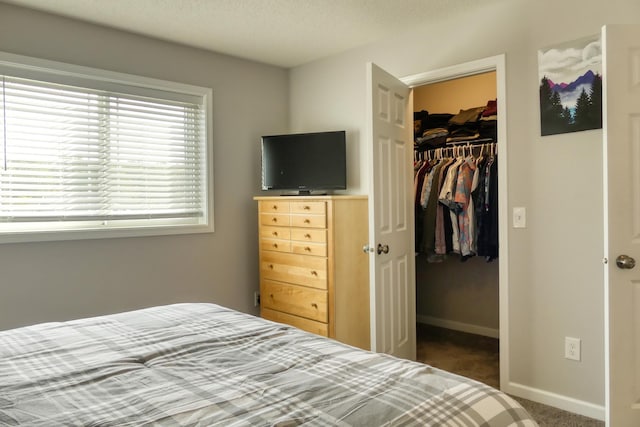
[289,0,640,416]
[413,71,497,115]
[0,3,289,329]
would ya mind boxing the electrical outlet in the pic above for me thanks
[565,337,581,361]
[254,291,260,307]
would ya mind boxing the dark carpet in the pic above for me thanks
[416,324,604,426]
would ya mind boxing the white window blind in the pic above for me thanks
[0,53,212,242]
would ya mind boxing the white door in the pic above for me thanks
[366,62,416,360]
[603,24,640,426]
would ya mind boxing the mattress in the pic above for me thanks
[0,303,537,426]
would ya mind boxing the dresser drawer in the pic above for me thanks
[262,280,328,322]
[260,225,291,240]
[290,228,326,243]
[290,201,326,215]
[291,214,326,228]
[261,251,327,289]
[260,238,291,253]
[291,241,327,257]
[261,308,328,336]
[259,201,290,214]
[260,213,291,227]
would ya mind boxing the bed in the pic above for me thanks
[0,303,537,426]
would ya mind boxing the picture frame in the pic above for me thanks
[538,35,602,136]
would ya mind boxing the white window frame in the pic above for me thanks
[0,51,214,244]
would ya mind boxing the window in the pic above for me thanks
[0,52,213,243]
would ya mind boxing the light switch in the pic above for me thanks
[513,207,526,228]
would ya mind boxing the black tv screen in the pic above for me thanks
[261,131,346,194]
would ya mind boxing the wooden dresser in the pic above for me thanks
[254,195,370,350]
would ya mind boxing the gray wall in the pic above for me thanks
[0,3,289,329]
[289,0,640,414]
[416,255,499,335]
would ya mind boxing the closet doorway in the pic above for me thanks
[400,55,509,390]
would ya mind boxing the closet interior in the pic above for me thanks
[413,71,500,384]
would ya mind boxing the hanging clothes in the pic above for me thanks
[414,142,498,263]
[454,155,477,258]
[434,157,455,256]
[475,154,499,261]
[421,156,451,261]
[439,155,464,254]
[414,158,431,252]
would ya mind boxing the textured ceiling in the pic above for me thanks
[2,0,486,68]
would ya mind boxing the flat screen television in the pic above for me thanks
[261,130,347,194]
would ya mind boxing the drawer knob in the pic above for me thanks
[272,205,278,210]
[270,294,274,299]
[272,231,278,236]
[272,218,278,223]
[304,247,311,252]
[304,205,310,210]
[268,264,274,269]
[304,219,310,224]
[304,233,311,239]
[310,270,318,276]
[273,243,278,248]
[311,303,318,308]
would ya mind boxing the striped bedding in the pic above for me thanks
[0,303,537,426]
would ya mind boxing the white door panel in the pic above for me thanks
[367,62,416,360]
[380,261,393,353]
[603,24,640,426]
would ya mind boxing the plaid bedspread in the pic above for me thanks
[0,303,537,426]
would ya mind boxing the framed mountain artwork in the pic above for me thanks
[538,35,602,136]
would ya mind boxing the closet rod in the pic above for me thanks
[445,137,494,147]
[414,138,495,153]
[417,142,496,153]
[416,142,497,161]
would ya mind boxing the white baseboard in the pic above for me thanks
[417,315,604,421]
[504,382,605,421]
[417,315,499,339]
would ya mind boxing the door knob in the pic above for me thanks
[377,243,389,255]
[616,254,636,269]
[363,244,374,253]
